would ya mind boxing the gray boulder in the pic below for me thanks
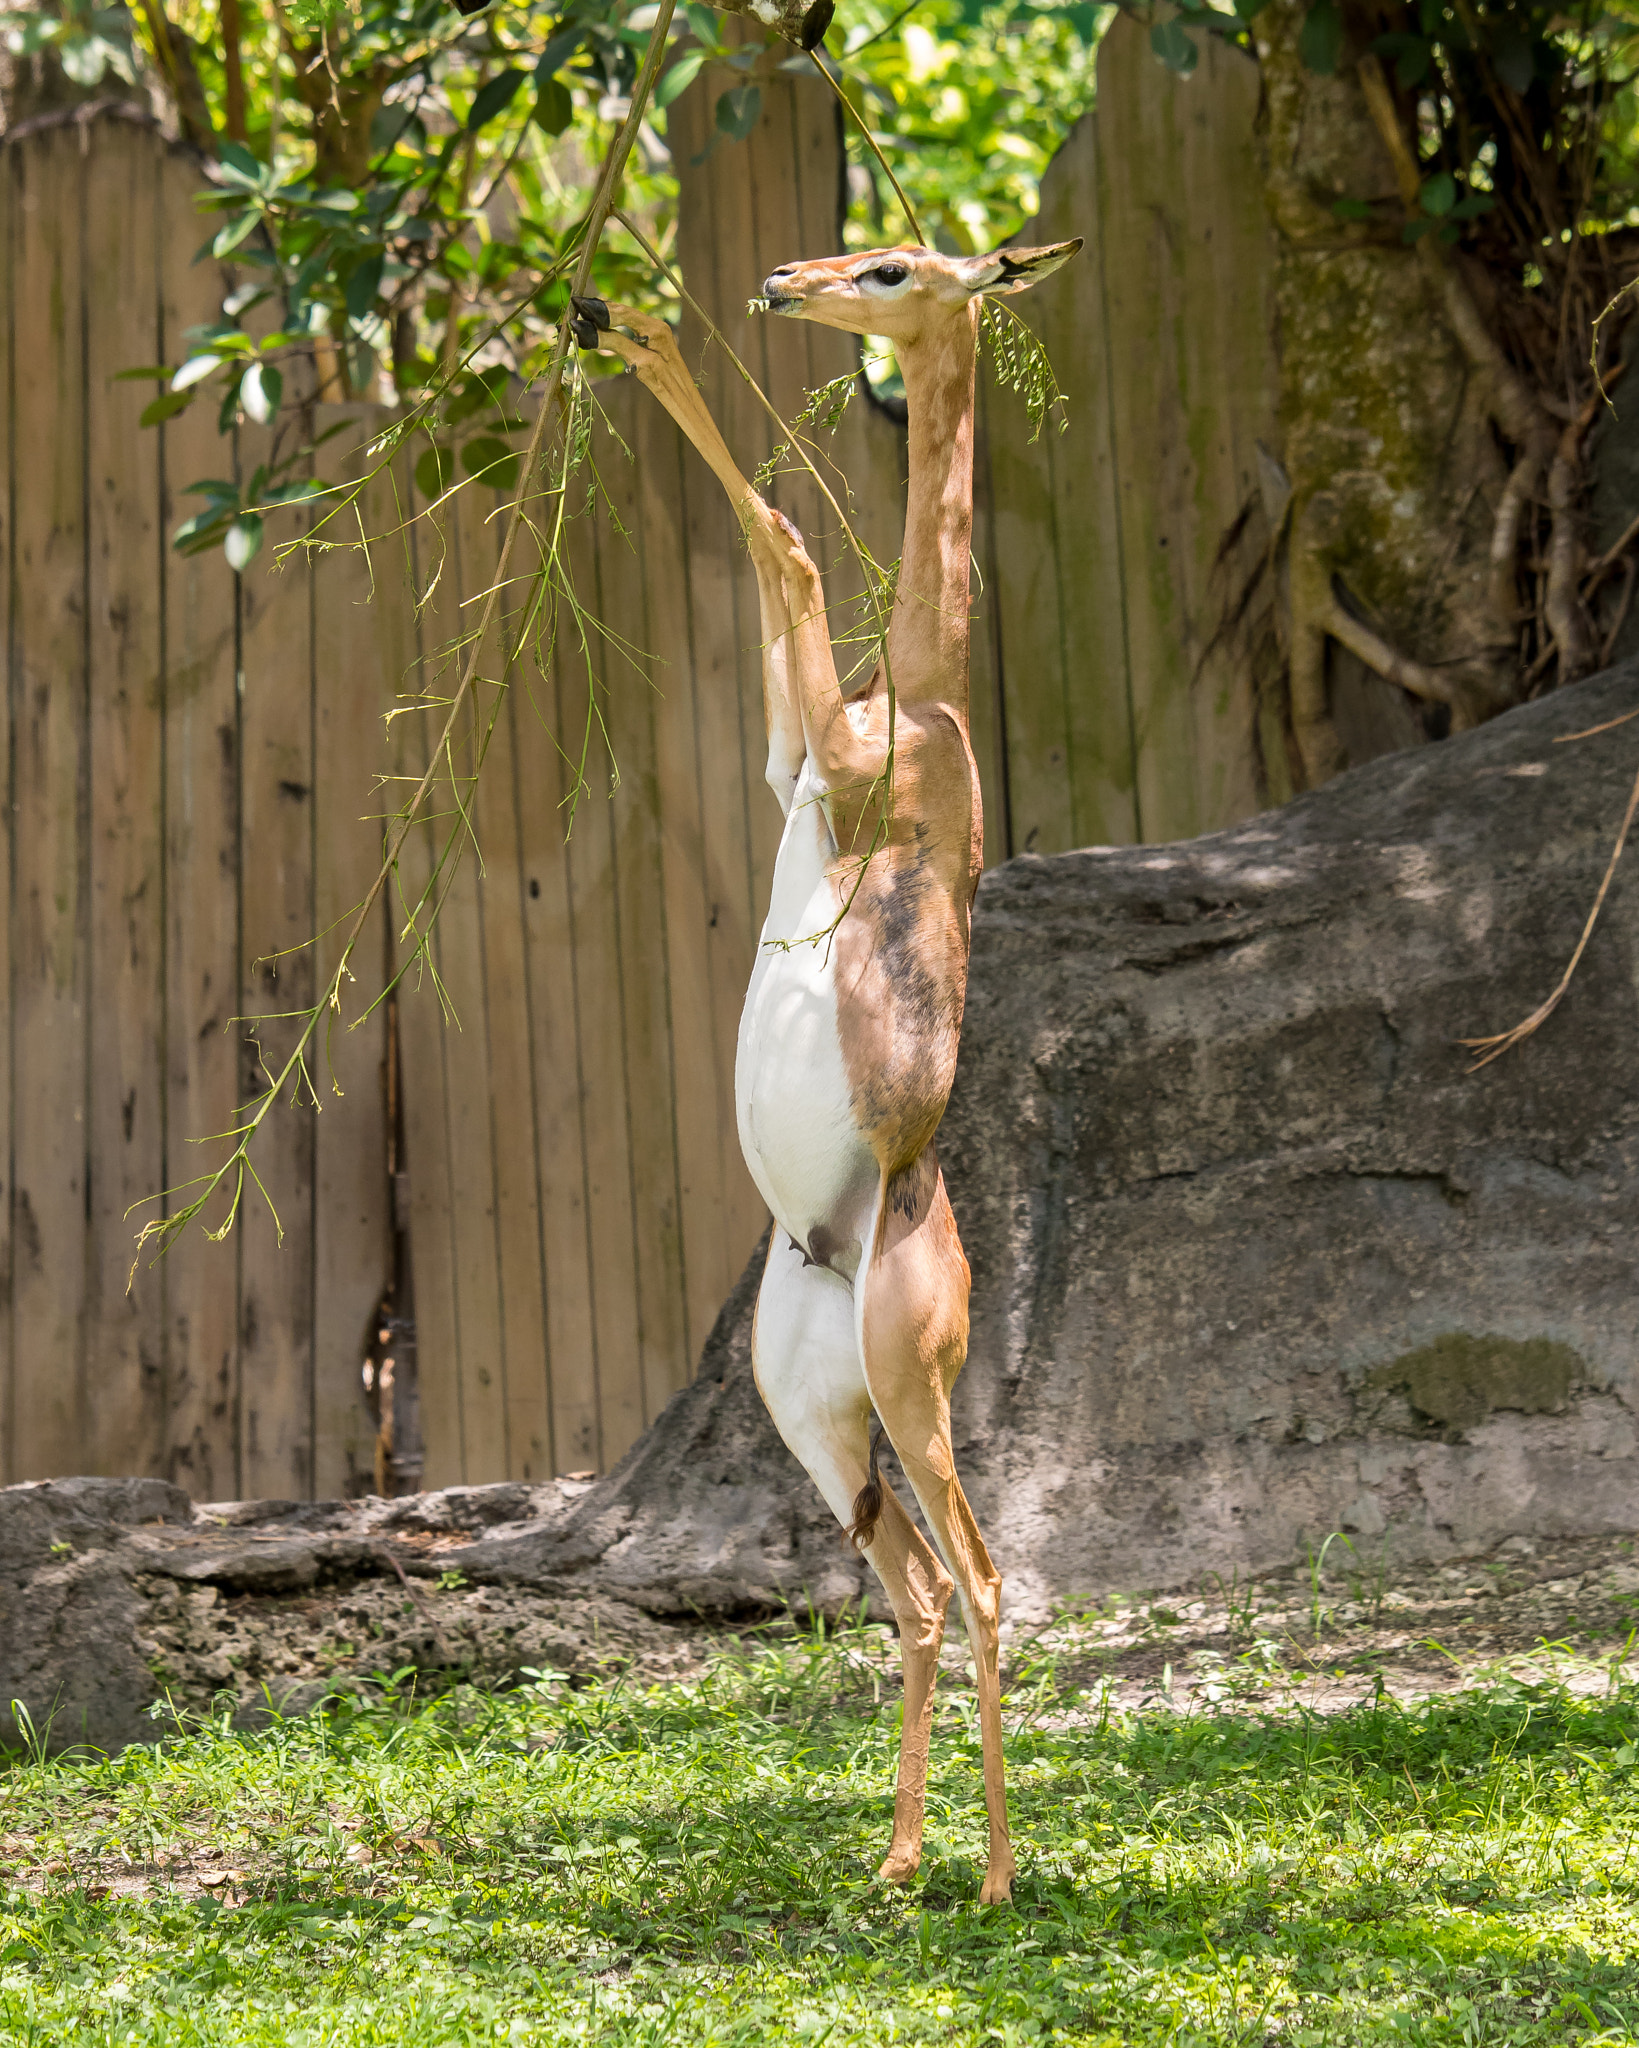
[536,662,1639,1617]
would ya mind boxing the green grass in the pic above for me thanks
[4,1617,1639,2045]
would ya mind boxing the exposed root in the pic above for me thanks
[1324,590,1466,713]
[1489,451,1543,622]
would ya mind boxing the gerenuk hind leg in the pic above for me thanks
[751,1229,956,1883]
[858,1148,1015,1903]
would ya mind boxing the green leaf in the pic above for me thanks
[216,140,265,188]
[345,252,386,319]
[1149,20,1198,73]
[240,362,282,425]
[171,354,222,393]
[216,376,244,434]
[461,437,521,491]
[534,27,583,83]
[1402,216,1436,244]
[1331,196,1371,221]
[685,2,719,45]
[172,506,233,553]
[1420,171,1457,217]
[1299,1,1343,75]
[1232,0,1270,17]
[414,446,456,502]
[224,515,264,573]
[185,479,241,502]
[259,479,325,508]
[139,390,194,427]
[467,69,527,133]
[533,77,574,136]
[212,208,261,258]
[1450,192,1494,221]
[656,48,706,106]
[716,83,762,141]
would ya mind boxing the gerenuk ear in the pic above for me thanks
[959,238,1083,297]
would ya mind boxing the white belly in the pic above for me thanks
[735,764,878,1271]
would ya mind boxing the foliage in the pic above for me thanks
[827,0,1106,254]
[1135,1,1639,286]
[6,1620,1639,2043]
[5,0,1111,569]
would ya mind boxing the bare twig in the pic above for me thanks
[1460,745,1639,1069]
[807,51,925,247]
[130,0,681,1279]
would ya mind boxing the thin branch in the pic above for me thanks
[1460,746,1639,1070]
[132,0,681,1277]
[808,52,925,247]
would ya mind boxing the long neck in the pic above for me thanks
[886,305,978,708]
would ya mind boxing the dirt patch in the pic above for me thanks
[1001,1526,1639,1715]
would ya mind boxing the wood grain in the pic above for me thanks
[310,409,397,1498]
[10,128,90,1478]
[236,453,316,1500]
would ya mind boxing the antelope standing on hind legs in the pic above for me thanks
[574,236,1078,1905]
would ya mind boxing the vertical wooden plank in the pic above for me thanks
[309,407,398,1498]
[9,128,89,1478]
[634,401,735,1368]
[478,626,553,1484]
[392,482,464,1488]
[668,78,780,1295]
[597,386,691,1432]
[440,474,550,1484]
[995,100,1138,855]
[432,480,510,1482]
[0,138,16,1482]
[559,491,645,1468]
[82,124,167,1478]
[671,73,772,954]
[511,499,600,1473]
[1094,19,1273,842]
[157,147,240,1502]
[236,478,316,1500]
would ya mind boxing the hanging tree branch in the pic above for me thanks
[129,0,681,1278]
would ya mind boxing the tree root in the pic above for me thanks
[1323,591,1470,716]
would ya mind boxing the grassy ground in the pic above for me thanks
[4,1614,1639,2046]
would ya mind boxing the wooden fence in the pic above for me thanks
[0,18,1279,1497]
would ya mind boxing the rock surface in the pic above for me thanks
[9,665,1639,1749]
[530,663,1639,1616]
[0,1477,700,1755]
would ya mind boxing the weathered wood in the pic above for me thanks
[465,497,555,1488]
[559,482,646,1469]
[0,140,15,1482]
[510,502,600,1476]
[595,389,691,1435]
[309,411,398,1498]
[10,128,89,1479]
[632,398,733,1370]
[155,144,240,1502]
[236,474,316,1500]
[1088,19,1273,841]
[3,59,1292,1492]
[82,125,167,1479]
[391,480,464,1488]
